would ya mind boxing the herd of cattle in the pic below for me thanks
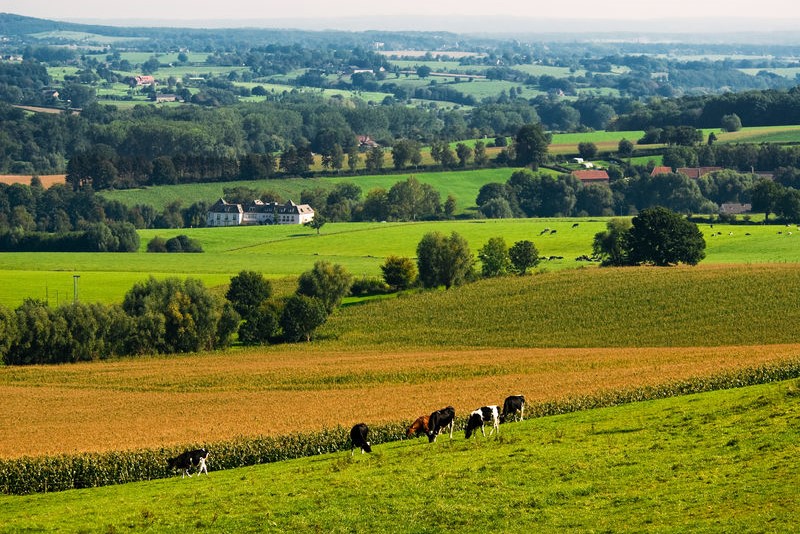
[351,394,526,455]
[168,395,526,475]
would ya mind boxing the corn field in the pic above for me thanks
[2,360,798,495]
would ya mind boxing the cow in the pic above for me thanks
[500,395,526,423]
[465,406,500,439]
[406,415,430,438]
[427,406,456,443]
[350,423,372,454]
[167,448,209,478]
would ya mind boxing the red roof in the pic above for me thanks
[650,166,672,176]
[572,170,609,182]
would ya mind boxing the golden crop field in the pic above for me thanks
[2,343,798,458]
[0,174,66,188]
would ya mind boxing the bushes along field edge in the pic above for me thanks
[2,359,799,495]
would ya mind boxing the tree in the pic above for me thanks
[365,146,385,172]
[226,270,273,320]
[387,176,441,221]
[280,295,328,342]
[297,261,354,313]
[626,207,706,266]
[443,194,457,219]
[455,143,473,167]
[618,138,634,158]
[381,255,417,290]
[473,140,489,167]
[122,276,228,354]
[478,237,510,277]
[416,65,432,79]
[592,218,633,266]
[346,145,360,172]
[416,231,474,289]
[721,113,742,132]
[514,123,551,170]
[391,139,421,170]
[238,302,279,345]
[577,142,598,160]
[508,240,540,275]
[304,214,327,235]
[0,304,19,364]
[751,178,782,222]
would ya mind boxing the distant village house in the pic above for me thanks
[206,199,314,227]
[571,169,610,185]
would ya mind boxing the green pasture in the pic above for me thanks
[389,60,484,73]
[739,67,800,79]
[2,379,796,532]
[550,130,644,145]
[46,67,81,82]
[510,64,584,78]
[116,52,210,64]
[30,31,145,45]
[99,167,528,212]
[715,124,800,144]
[1,218,800,309]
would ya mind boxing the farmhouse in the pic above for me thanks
[134,75,156,86]
[650,166,673,176]
[206,198,314,227]
[572,169,610,185]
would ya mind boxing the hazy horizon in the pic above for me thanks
[3,0,800,34]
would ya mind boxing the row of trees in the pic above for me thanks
[0,277,239,365]
[475,167,800,222]
[0,221,139,252]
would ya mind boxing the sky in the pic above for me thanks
[2,0,800,31]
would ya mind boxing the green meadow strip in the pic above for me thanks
[2,360,798,496]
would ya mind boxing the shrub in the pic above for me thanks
[380,255,417,291]
[280,295,328,342]
[349,276,391,297]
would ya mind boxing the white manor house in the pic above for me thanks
[206,198,315,227]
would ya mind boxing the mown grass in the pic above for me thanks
[1,379,797,531]
[1,219,799,307]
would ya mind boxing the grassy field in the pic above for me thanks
[1,218,799,308]
[1,379,797,531]
[2,263,800,457]
[99,167,527,212]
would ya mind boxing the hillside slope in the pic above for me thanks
[1,379,797,532]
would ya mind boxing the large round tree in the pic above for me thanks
[514,123,551,170]
[626,207,706,266]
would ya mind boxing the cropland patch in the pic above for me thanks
[1,344,797,458]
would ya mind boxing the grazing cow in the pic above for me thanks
[167,448,209,478]
[465,406,500,439]
[350,423,372,454]
[427,406,456,443]
[572,223,579,228]
[500,395,526,423]
[406,415,430,438]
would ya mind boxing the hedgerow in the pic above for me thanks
[2,360,798,495]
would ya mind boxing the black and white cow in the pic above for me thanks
[167,448,209,478]
[350,423,372,454]
[499,395,526,423]
[465,406,500,439]
[427,406,456,443]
